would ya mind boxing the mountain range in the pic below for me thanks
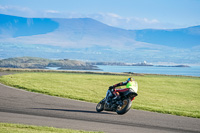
[0,14,200,64]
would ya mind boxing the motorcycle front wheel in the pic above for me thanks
[96,98,105,112]
[116,98,132,115]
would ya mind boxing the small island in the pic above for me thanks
[0,57,100,70]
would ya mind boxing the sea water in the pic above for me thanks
[46,65,200,77]
[96,65,200,77]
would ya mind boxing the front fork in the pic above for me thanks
[106,89,112,98]
[106,89,114,101]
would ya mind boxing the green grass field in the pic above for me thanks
[0,123,103,133]
[0,72,199,118]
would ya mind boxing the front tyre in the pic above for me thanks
[116,98,132,115]
[96,99,105,112]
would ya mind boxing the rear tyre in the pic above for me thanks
[116,98,132,115]
[96,99,105,112]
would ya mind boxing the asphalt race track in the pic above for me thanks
[0,72,200,133]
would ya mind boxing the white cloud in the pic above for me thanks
[0,5,8,10]
[87,13,181,30]
[84,13,180,30]
[43,10,61,18]
[135,17,159,24]
[45,10,60,14]
[0,5,36,17]
[106,13,122,19]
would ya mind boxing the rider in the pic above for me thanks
[109,77,138,100]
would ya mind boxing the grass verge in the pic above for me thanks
[0,123,103,133]
[0,72,199,118]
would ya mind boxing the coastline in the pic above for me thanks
[0,66,199,77]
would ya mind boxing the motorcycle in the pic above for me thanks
[96,88,138,115]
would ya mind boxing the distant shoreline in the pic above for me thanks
[88,61,190,67]
[155,65,190,67]
[94,64,190,67]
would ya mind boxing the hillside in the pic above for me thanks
[1,14,200,48]
[135,26,200,48]
[0,57,98,70]
[0,14,200,64]
[0,14,58,38]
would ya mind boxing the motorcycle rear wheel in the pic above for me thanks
[116,98,132,115]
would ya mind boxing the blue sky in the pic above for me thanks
[0,0,200,29]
